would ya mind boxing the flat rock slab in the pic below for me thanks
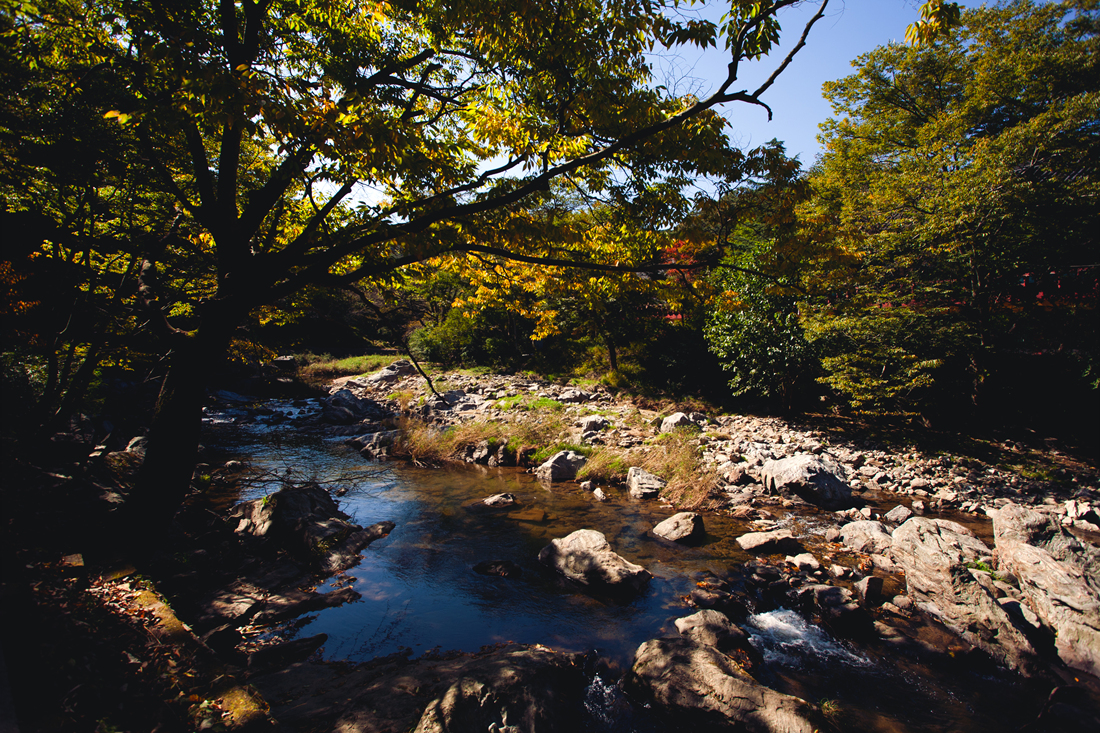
[538,529,651,593]
[735,529,802,554]
[625,638,822,733]
[653,512,705,543]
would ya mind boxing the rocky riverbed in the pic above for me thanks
[153,361,1097,731]
[73,361,1098,731]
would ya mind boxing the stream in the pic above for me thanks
[204,398,1056,732]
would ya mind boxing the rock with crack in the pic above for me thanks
[626,467,665,499]
[993,504,1100,677]
[412,646,587,733]
[761,454,853,508]
[890,517,1040,674]
[653,512,705,543]
[625,638,823,733]
[538,529,651,594]
[535,450,587,483]
[840,520,894,555]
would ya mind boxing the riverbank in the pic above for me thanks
[2,362,1098,731]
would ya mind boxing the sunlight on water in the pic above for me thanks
[746,609,870,669]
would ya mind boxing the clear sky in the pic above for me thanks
[656,0,988,167]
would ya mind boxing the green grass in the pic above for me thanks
[296,353,402,385]
[494,394,564,412]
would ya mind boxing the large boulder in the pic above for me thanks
[413,646,586,733]
[761,454,852,508]
[321,388,383,424]
[625,638,822,733]
[231,485,394,572]
[660,412,699,433]
[993,503,1100,677]
[538,529,651,593]
[626,466,665,499]
[890,517,1039,674]
[535,450,587,482]
[993,502,1100,598]
[653,512,705,543]
[840,520,894,555]
[673,610,747,652]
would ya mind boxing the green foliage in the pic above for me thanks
[806,0,1099,414]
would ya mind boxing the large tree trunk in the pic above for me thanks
[127,319,232,532]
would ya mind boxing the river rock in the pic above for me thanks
[535,450,587,482]
[674,610,749,652]
[653,512,704,543]
[625,638,822,733]
[884,504,914,525]
[761,454,852,508]
[890,517,1039,674]
[626,467,665,499]
[993,518,1100,676]
[735,529,801,554]
[538,529,651,593]
[472,560,523,579]
[993,502,1100,598]
[231,484,394,572]
[578,414,610,432]
[412,645,586,733]
[364,359,418,385]
[660,412,698,433]
[840,520,894,554]
[322,388,382,424]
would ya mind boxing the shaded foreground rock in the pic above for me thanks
[538,529,651,593]
[625,638,822,733]
[251,644,586,733]
[890,517,1040,674]
[653,512,704,543]
[230,484,394,573]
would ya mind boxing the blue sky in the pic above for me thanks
[657,0,988,166]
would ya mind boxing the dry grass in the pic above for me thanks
[393,413,568,465]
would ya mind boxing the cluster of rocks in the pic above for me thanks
[324,364,1098,526]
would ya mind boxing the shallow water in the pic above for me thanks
[203,401,1060,733]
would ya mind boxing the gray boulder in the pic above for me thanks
[883,504,914,525]
[625,638,822,733]
[761,454,852,508]
[538,529,651,593]
[993,504,1100,677]
[735,529,801,554]
[535,450,587,482]
[626,466,665,499]
[890,517,1039,674]
[660,412,698,433]
[673,610,748,652]
[653,512,705,543]
[840,520,894,554]
[993,503,1100,598]
[577,414,610,432]
[365,359,418,385]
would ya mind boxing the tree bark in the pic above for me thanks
[127,317,232,532]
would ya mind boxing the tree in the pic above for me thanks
[4,0,960,527]
[803,0,1099,414]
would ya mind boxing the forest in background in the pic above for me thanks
[2,0,1096,475]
